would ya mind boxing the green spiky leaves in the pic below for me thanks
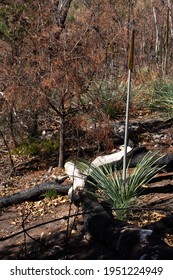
[78,151,163,219]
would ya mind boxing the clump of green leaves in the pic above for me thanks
[79,152,163,219]
[0,7,10,40]
[13,138,59,156]
[100,80,127,118]
[0,21,9,39]
[150,80,173,117]
[67,1,79,23]
[81,79,127,119]
[41,189,58,199]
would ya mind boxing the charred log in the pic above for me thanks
[72,189,173,259]
[144,214,173,235]
[0,180,71,209]
[2,146,173,209]
[139,183,173,195]
[114,146,173,172]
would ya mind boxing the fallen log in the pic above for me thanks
[140,117,173,132]
[139,183,173,195]
[2,146,173,209]
[115,147,173,171]
[0,180,71,209]
[65,146,173,197]
[65,146,144,196]
[91,146,132,167]
[144,214,173,235]
[72,189,173,259]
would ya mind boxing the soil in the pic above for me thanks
[1,111,173,260]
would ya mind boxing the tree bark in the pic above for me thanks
[58,115,65,168]
[58,0,73,28]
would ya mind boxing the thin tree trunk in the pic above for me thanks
[0,130,15,175]
[58,115,65,168]
[168,0,173,41]
[9,109,17,147]
[54,0,73,31]
[29,112,39,138]
[151,0,159,60]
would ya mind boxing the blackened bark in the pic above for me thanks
[0,130,15,175]
[58,115,65,168]
[114,146,173,172]
[58,0,73,28]
[72,190,173,259]
[144,214,173,235]
[0,180,71,209]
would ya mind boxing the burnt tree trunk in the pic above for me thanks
[58,115,65,168]
[0,179,70,209]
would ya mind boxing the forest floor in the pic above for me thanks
[1,110,173,259]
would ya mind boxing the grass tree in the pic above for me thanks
[77,29,164,220]
[78,151,163,219]
[123,29,135,181]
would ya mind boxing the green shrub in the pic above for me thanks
[41,189,58,199]
[81,79,127,118]
[150,80,173,117]
[13,138,59,156]
[0,21,10,40]
[100,80,127,118]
